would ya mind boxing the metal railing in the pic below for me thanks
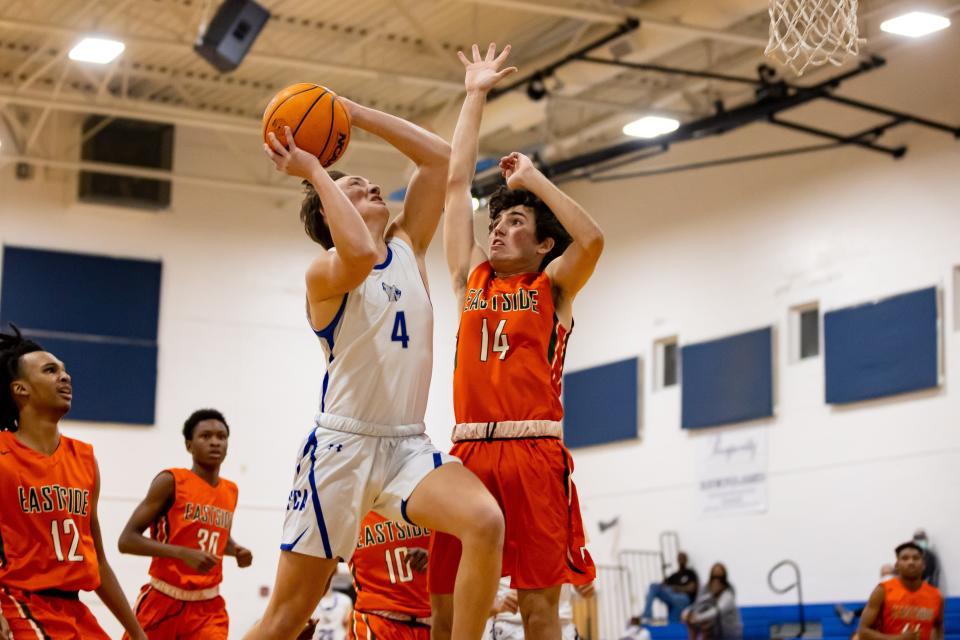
[596,564,634,640]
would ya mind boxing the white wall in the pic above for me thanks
[559,29,960,608]
[1,25,958,638]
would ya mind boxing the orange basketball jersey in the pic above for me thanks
[879,578,943,640]
[148,468,238,591]
[350,512,430,618]
[0,431,100,592]
[453,263,570,438]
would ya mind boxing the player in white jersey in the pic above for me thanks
[309,588,352,640]
[484,579,594,640]
[246,95,504,640]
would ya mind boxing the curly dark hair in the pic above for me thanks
[300,170,348,248]
[488,186,572,270]
[0,324,44,432]
[182,408,230,441]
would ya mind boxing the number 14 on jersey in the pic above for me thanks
[480,318,509,361]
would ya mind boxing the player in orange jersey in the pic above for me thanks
[348,512,431,640]
[432,43,603,639]
[118,408,253,639]
[0,325,146,640]
[858,542,944,640]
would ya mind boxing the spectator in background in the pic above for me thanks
[913,529,941,588]
[682,563,742,640]
[641,552,699,623]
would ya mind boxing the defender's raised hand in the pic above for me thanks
[458,42,518,95]
[499,151,541,191]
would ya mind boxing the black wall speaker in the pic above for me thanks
[194,0,270,73]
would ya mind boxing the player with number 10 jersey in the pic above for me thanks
[348,512,431,640]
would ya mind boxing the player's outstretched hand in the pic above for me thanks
[263,126,321,180]
[179,547,219,573]
[499,151,540,191]
[458,42,518,95]
[405,547,429,574]
[0,612,12,640]
[234,544,254,568]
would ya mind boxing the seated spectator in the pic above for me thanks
[641,552,699,623]
[682,563,742,640]
[913,529,941,588]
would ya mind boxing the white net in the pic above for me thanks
[765,0,864,75]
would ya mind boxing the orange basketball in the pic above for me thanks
[262,83,351,167]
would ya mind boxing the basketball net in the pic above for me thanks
[765,0,864,75]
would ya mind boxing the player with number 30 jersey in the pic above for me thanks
[119,409,251,640]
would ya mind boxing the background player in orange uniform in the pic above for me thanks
[349,512,431,640]
[0,325,146,640]
[433,44,604,639]
[858,542,944,640]
[118,408,252,639]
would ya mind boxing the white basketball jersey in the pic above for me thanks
[314,237,433,436]
[311,591,352,640]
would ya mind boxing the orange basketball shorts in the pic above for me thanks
[429,437,595,593]
[0,587,109,639]
[124,584,229,640]
[348,611,430,640]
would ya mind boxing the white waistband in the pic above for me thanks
[452,420,563,442]
[149,577,219,601]
[317,413,426,437]
[367,610,432,626]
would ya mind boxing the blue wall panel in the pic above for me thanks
[824,287,938,404]
[1,246,162,340]
[563,357,639,448]
[1,246,161,425]
[681,327,773,429]
[36,337,157,425]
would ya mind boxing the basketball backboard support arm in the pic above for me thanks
[472,55,960,192]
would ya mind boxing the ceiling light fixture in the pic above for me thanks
[623,116,680,139]
[69,37,126,64]
[880,11,951,37]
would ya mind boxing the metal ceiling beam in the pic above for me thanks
[0,86,391,151]
[450,0,768,47]
[0,17,463,91]
[2,153,301,197]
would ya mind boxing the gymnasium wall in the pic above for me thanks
[559,30,960,607]
[1,26,958,638]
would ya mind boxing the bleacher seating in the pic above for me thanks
[646,598,959,640]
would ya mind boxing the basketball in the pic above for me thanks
[261,83,351,167]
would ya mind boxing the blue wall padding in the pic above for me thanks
[1,246,162,340]
[824,286,938,404]
[563,357,639,448]
[681,327,773,429]
[34,337,157,425]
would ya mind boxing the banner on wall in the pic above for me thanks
[696,426,769,517]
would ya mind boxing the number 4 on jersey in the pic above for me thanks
[392,311,410,348]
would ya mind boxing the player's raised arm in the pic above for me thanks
[118,471,219,572]
[501,152,604,301]
[445,43,517,293]
[337,97,451,255]
[264,127,378,302]
[91,463,148,640]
